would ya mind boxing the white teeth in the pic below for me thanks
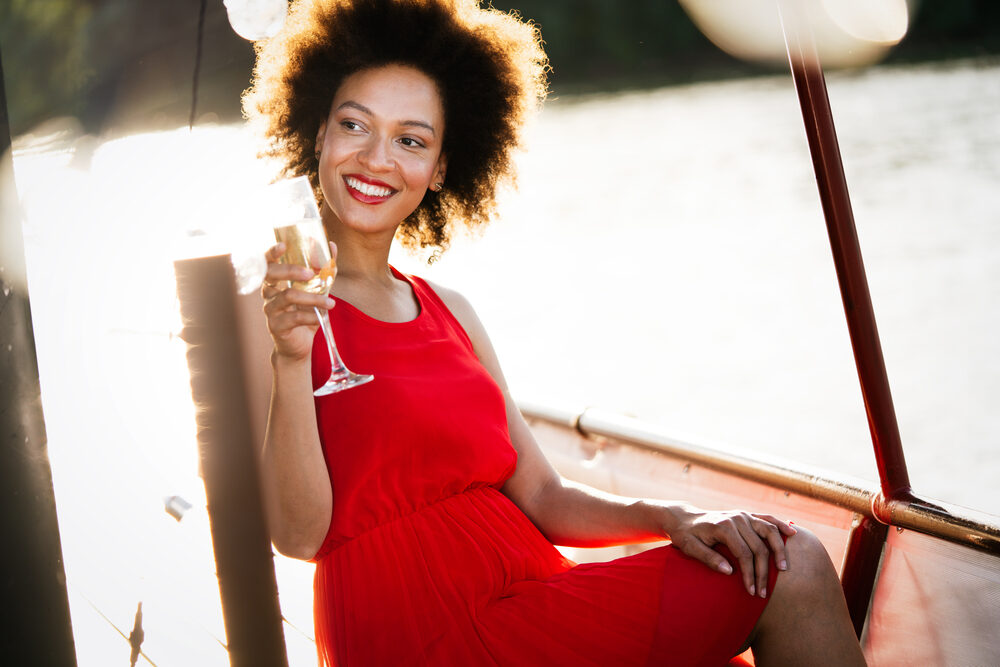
[346,177,393,198]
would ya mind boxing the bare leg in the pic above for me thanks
[748,528,867,666]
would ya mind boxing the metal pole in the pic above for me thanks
[776,0,915,637]
[174,254,289,667]
[777,1,913,506]
[0,47,78,665]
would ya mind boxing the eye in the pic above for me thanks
[399,137,426,148]
[340,120,362,131]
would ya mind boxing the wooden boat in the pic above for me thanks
[173,6,1000,662]
[520,5,1000,664]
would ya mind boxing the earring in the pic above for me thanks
[432,182,444,192]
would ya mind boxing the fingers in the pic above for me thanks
[268,308,323,334]
[264,242,287,263]
[679,536,735,577]
[262,242,326,293]
[263,287,333,317]
[753,514,791,572]
[724,518,764,597]
[754,513,798,537]
[263,264,315,289]
[734,518,772,598]
[679,510,795,598]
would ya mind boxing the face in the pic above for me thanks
[315,64,447,237]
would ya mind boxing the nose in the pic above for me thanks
[357,134,393,172]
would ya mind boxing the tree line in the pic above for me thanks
[1,0,998,136]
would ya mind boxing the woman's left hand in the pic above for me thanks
[665,506,797,598]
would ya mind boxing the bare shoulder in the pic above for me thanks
[422,278,486,342]
[422,278,505,382]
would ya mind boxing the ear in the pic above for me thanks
[430,154,447,189]
[315,120,328,156]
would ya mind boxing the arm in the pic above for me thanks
[256,243,335,560]
[432,282,795,598]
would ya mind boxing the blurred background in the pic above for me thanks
[2,1,999,665]
[3,0,999,135]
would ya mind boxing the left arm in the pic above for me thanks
[432,283,795,597]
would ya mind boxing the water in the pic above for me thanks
[396,57,1000,515]
[10,58,999,664]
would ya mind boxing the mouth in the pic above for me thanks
[344,175,396,203]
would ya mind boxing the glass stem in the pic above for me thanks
[314,306,350,379]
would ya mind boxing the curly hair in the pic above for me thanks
[243,0,548,256]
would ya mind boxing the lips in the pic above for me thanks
[344,175,396,203]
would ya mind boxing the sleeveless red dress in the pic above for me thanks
[308,268,775,666]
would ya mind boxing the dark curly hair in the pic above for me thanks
[243,0,548,256]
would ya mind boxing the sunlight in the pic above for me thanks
[678,0,911,67]
[10,54,998,664]
[14,122,284,665]
[821,0,910,46]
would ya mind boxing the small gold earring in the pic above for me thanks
[433,182,444,192]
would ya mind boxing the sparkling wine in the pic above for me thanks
[274,219,336,294]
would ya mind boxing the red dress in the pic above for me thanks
[309,268,775,666]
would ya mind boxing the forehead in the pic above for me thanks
[331,64,444,126]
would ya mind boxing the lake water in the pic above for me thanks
[11,57,999,664]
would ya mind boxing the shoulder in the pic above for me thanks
[422,278,475,323]
[421,278,492,356]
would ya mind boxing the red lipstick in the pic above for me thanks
[343,174,397,204]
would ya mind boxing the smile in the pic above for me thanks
[345,176,396,199]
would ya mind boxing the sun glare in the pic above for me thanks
[678,0,911,67]
[13,121,286,665]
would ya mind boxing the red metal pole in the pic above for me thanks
[777,1,913,505]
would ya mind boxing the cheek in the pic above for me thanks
[402,159,439,187]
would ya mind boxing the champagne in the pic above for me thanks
[274,219,337,295]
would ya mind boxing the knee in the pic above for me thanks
[778,527,842,602]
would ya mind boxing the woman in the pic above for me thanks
[245,0,866,664]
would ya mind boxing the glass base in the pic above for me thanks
[314,371,374,397]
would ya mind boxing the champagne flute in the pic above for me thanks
[269,177,373,396]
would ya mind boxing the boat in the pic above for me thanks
[3,1,999,665]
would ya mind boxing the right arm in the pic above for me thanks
[258,242,335,560]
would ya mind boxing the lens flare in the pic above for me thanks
[678,0,913,68]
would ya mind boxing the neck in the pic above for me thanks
[321,204,398,288]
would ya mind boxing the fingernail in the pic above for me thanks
[720,563,733,575]
[749,584,755,596]
[760,587,767,598]
[779,559,787,570]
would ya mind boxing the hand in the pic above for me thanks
[667,506,796,598]
[261,241,336,363]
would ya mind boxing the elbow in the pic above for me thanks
[270,526,324,561]
[259,479,332,561]
[265,503,331,561]
[515,473,564,535]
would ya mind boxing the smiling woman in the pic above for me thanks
[243,0,547,255]
[314,65,448,242]
[240,1,865,666]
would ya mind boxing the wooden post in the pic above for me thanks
[174,254,288,667]
[0,47,78,665]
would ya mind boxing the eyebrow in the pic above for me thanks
[336,100,437,136]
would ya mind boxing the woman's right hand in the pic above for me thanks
[261,242,335,363]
